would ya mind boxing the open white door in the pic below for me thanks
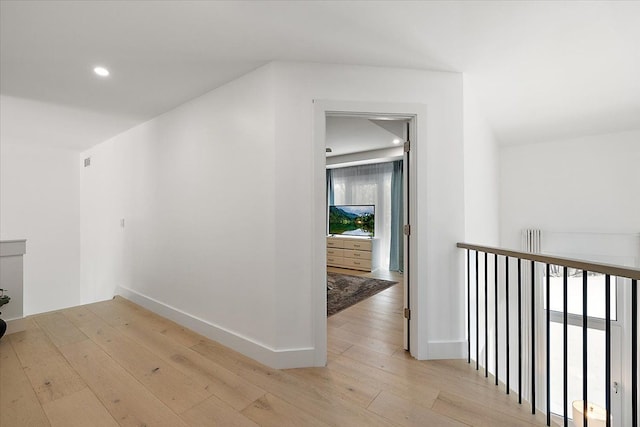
[403,121,411,351]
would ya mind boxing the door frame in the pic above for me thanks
[311,100,422,366]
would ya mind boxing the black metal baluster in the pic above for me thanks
[476,251,479,371]
[605,275,611,427]
[518,258,522,404]
[456,246,638,427]
[495,254,499,386]
[633,279,638,427]
[468,249,471,364]
[506,256,510,395]
[546,264,550,426]
[485,252,489,378]
[583,270,588,427]
[531,260,536,414]
[563,267,568,427]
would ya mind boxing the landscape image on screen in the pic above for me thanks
[329,205,375,237]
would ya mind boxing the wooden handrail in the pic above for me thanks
[457,242,640,280]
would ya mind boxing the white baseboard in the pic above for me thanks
[426,339,467,359]
[115,286,316,369]
[5,317,26,335]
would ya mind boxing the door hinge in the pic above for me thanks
[404,308,411,320]
[403,224,411,236]
[404,140,411,153]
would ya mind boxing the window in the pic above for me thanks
[331,162,393,269]
[540,230,637,425]
[546,269,617,418]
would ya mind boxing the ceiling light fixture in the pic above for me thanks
[393,138,402,145]
[93,66,110,77]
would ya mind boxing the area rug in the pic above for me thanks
[327,272,397,316]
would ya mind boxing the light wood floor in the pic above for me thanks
[327,266,404,283]
[1,282,548,426]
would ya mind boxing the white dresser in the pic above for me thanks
[327,236,377,272]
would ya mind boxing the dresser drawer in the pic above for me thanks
[343,249,371,260]
[327,256,344,267]
[327,248,344,257]
[327,238,345,248]
[343,239,372,251]
[342,257,372,270]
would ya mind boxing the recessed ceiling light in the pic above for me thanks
[93,66,110,77]
[393,138,402,145]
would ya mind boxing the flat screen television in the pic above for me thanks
[328,205,375,237]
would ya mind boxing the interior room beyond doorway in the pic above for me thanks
[325,115,407,311]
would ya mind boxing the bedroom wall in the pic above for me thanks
[0,143,81,314]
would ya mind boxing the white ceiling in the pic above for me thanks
[2,1,639,151]
[326,117,407,157]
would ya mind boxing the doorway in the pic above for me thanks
[312,101,419,366]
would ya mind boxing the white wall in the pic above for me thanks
[500,129,640,249]
[463,76,500,245]
[0,143,80,314]
[271,62,465,361]
[81,61,466,367]
[81,64,280,364]
[79,140,126,304]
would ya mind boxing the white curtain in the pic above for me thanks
[331,162,393,270]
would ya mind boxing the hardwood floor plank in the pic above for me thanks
[331,312,403,335]
[329,325,402,354]
[431,390,541,427]
[327,314,350,328]
[9,328,86,404]
[87,297,203,348]
[0,338,51,427]
[192,341,397,427]
[368,390,466,427]
[285,366,381,408]
[333,306,403,329]
[32,312,88,347]
[241,393,331,427]
[344,344,487,389]
[59,339,188,427]
[340,323,403,347]
[41,388,119,427]
[327,335,353,354]
[112,313,266,411]
[180,394,259,427]
[342,345,544,423]
[61,307,213,414]
[327,352,441,408]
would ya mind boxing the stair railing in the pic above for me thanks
[457,242,639,427]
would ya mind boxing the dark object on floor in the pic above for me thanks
[0,288,10,339]
[327,272,397,316]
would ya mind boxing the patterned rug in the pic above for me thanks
[327,272,398,316]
